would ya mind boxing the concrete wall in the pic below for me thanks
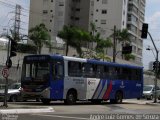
[144,74,160,86]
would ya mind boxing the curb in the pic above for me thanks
[0,107,54,114]
[146,102,160,106]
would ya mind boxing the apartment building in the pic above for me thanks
[29,0,146,65]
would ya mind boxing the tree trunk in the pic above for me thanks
[66,42,69,56]
[38,47,41,54]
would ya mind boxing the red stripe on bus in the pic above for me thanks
[103,81,112,99]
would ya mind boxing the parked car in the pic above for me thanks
[143,85,160,100]
[0,83,21,102]
[0,84,5,90]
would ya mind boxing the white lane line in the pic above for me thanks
[32,114,89,120]
[0,107,54,114]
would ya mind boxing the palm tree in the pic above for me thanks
[94,33,113,60]
[73,27,91,57]
[112,28,130,62]
[57,25,75,56]
[29,23,51,54]
[58,25,91,57]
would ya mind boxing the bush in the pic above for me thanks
[17,43,37,54]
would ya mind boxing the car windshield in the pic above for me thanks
[143,86,153,91]
[9,83,21,89]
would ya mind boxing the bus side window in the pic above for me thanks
[97,65,104,78]
[82,63,96,78]
[53,61,64,80]
[68,61,82,77]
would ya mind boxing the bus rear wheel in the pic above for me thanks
[110,91,123,104]
[65,91,77,105]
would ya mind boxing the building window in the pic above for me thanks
[43,10,48,14]
[51,0,53,2]
[73,0,81,2]
[97,0,99,2]
[102,10,107,14]
[58,11,63,16]
[101,20,106,24]
[70,16,74,20]
[123,21,125,25]
[95,19,98,22]
[102,0,108,4]
[50,20,52,22]
[49,29,51,32]
[76,8,80,11]
[96,9,98,12]
[59,2,64,6]
[91,1,94,6]
[75,17,80,20]
[50,10,53,12]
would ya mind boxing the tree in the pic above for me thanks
[94,33,113,60]
[29,23,51,54]
[112,28,130,62]
[58,25,75,56]
[73,27,91,57]
[58,25,91,57]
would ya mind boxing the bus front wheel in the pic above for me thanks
[65,91,77,105]
[41,98,51,105]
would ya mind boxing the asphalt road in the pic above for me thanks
[1,99,160,120]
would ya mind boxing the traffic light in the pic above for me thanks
[10,39,17,57]
[153,61,156,71]
[141,23,148,39]
[153,61,159,71]
[122,46,132,54]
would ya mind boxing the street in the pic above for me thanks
[1,99,160,120]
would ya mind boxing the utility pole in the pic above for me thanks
[3,4,21,107]
[14,4,21,41]
[113,25,116,62]
[148,32,159,103]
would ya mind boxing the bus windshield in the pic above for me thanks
[22,62,50,81]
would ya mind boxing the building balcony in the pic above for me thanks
[128,0,139,9]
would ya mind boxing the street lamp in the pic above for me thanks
[147,32,159,103]
[146,46,156,59]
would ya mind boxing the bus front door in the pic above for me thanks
[50,61,64,100]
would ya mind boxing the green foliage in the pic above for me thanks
[17,43,37,54]
[58,25,91,57]
[96,37,113,53]
[29,23,51,54]
[58,25,75,56]
[94,53,111,62]
[113,29,130,43]
[124,54,135,61]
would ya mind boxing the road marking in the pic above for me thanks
[0,107,54,114]
[32,114,89,120]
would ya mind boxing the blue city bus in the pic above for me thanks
[21,54,143,104]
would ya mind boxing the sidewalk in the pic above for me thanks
[123,99,160,106]
[0,102,54,114]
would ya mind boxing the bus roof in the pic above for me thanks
[24,54,143,69]
[87,59,143,69]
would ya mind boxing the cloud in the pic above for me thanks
[146,12,160,30]
[0,0,29,35]
[147,0,160,4]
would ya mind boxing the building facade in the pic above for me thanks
[29,0,146,66]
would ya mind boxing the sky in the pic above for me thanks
[0,0,160,70]
[143,0,160,69]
